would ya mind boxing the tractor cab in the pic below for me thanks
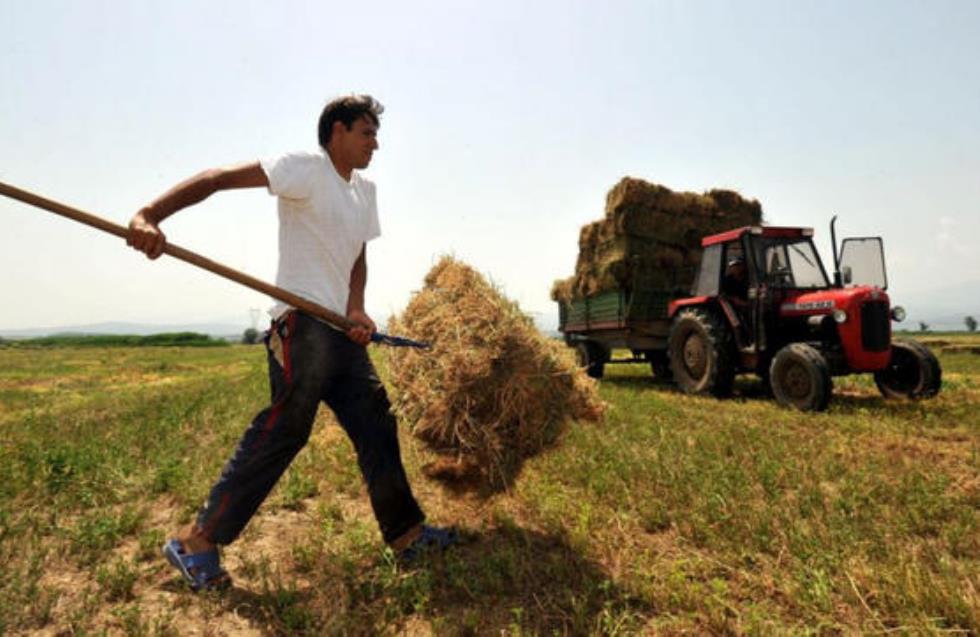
[666,223,940,411]
[674,227,838,355]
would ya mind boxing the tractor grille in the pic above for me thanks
[860,301,890,352]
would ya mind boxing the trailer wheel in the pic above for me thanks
[769,343,832,411]
[874,339,942,400]
[575,342,606,379]
[668,308,734,397]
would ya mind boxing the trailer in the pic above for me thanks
[558,278,687,380]
[558,222,941,411]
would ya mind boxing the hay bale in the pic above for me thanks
[552,177,764,302]
[605,178,762,237]
[550,277,576,304]
[941,345,980,356]
[387,256,605,493]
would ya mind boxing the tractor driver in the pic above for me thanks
[722,255,749,302]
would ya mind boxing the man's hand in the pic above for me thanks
[127,208,167,259]
[346,309,376,346]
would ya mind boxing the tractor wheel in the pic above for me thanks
[769,343,832,411]
[668,308,735,397]
[874,339,942,400]
[575,341,606,379]
[648,350,672,381]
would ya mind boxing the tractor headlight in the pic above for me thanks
[832,309,848,324]
[891,306,906,322]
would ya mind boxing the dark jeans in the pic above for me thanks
[195,311,425,545]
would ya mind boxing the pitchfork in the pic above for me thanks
[0,181,430,349]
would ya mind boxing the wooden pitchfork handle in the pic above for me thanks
[0,181,430,349]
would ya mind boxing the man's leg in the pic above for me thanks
[182,312,326,548]
[321,332,425,546]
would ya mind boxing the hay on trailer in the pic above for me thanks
[386,256,605,494]
[551,177,763,302]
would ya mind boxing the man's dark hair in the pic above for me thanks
[317,95,384,148]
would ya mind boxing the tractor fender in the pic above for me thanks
[669,297,742,333]
[667,296,711,319]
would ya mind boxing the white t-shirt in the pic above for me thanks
[260,150,381,320]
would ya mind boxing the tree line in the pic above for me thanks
[916,316,977,333]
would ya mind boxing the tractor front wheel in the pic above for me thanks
[668,308,734,397]
[874,339,942,400]
[769,343,832,411]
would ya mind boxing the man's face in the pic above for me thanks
[728,261,746,281]
[333,116,379,169]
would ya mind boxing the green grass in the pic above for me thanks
[3,332,229,348]
[0,337,977,634]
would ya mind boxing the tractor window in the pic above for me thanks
[759,238,829,289]
[786,242,828,287]
[693,244,722,296]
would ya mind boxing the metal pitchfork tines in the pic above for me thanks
[0,181,431,350]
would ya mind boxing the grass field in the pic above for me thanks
[0,335,977,635]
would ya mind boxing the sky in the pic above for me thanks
[2,0,979,334]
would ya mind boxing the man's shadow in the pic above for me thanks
[209,524,654,634]
[403,525,654,633]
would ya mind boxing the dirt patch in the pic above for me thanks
[861,434,979,497]
[29,494,335,636]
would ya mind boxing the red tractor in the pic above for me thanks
[667,218,941,410]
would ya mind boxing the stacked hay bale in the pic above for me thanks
[551,177,763,304]
[386,256,605,493]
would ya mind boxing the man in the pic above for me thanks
[722,255,749,301]
[721,254,753,344]
[128,95,455,591]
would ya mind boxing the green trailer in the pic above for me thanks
[558,284,685,379]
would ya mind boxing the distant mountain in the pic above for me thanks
[898,279,980,331]
[0,321,249,340]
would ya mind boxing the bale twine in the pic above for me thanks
[551,177,763,302]
[386,256,605,493]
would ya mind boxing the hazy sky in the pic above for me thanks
[2,0,978,332]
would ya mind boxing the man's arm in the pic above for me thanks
[346,244,375,345]
[128,162,269,259]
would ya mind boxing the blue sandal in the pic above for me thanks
[399,525,459,564]
[162,539,231,591]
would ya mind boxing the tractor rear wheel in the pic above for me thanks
[874,339,942,399]
[575,341,607,379]
[769,343,832,411]
[668,308,735,397]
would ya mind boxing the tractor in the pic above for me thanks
[667,218,941,410]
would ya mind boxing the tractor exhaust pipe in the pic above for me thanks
[830,215,842,288]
